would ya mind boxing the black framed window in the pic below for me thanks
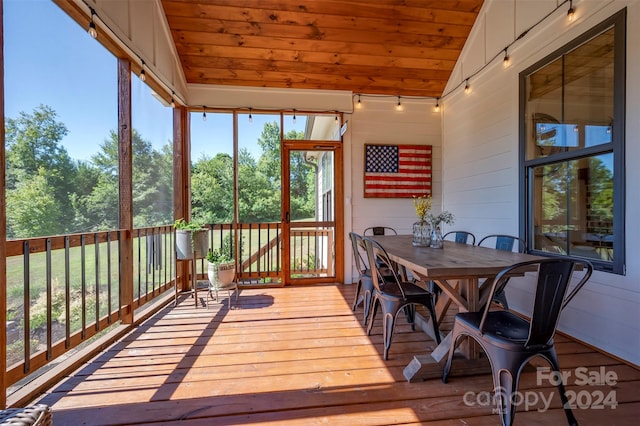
[519,10,625,274]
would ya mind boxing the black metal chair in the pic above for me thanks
[363,237,441,360]
[477,234,527,309]
[349,232,375,325]
[363,226,397,236]
[443,258,593,426]
[443,230,476,245]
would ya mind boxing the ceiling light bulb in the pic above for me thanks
[395,96,403,111]
[292,110,297,124]
[567,1,575,21]
[356,95,362,109]
[140,69,146,82]
[249,112,253,123]
[202,110,207,122]
[88,10,97,38]
[464,80,471,94]
[434,98,440,113]
[170,98,175,108]
[503,49,510,68]
[88,21,97,39]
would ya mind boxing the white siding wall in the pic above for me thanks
[442,0,640,365]
[344,97,442,283]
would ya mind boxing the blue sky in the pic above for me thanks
[4,0,304,163]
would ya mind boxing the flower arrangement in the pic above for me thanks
[428,211,455,229]
[413,195,432,222]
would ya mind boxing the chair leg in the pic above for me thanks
[363,288,373,325]
[366,295,379,336]
[427,299,441,345]
[442,323,462,383]
[493,368,519,426]
[352,279,363,311]
[382,310,397,360]
[404,304,416,330]
[546,352,578,426]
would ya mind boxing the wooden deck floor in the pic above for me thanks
[37,284,638,425]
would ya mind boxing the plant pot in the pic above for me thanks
[208,261,236,289]
[176,229,209,259]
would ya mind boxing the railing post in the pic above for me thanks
[174,106,190,291]
[118,58,134,324]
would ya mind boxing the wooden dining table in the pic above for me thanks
[369,234,542,381]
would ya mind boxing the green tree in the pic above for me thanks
[6,168,63,238]
[5,105,77,235]
[86,130,173,229]
[191,153,234,224]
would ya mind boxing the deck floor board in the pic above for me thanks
[38,284,637,425]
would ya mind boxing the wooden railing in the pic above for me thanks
[4,225,175,388]
[4,222,334,388]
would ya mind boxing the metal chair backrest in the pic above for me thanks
[363,226,398,236]
[349,232,369,273]
[478,234,526,253]
[363,237,404,298]
[481,258,593,349]
[443,231,476,245]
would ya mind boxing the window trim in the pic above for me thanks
[519,9,626,274]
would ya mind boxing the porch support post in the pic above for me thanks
[174,106,190,291]
[118,58,134,324]
[0,0,7,408]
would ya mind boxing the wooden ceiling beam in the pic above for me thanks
[175,44,456,70]
[166,17,469,50]
[173,31,465,61]
[161,2,475,38]
[185,68,444,91]
[183,59,452,81]
[162,0,482,25]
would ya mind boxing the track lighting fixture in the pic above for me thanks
[88,8,97,38]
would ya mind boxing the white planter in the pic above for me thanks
[208,261,236,289]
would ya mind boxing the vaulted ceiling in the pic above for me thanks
[161,0,484,97]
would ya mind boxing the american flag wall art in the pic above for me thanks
[364,144,432,198]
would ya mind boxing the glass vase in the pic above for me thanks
[412,221,431,247]
[430,226,444,249]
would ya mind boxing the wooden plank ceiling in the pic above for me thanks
[161,0,484,97]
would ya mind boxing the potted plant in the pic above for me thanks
[206,248,236,288]
[174,218,209,259]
